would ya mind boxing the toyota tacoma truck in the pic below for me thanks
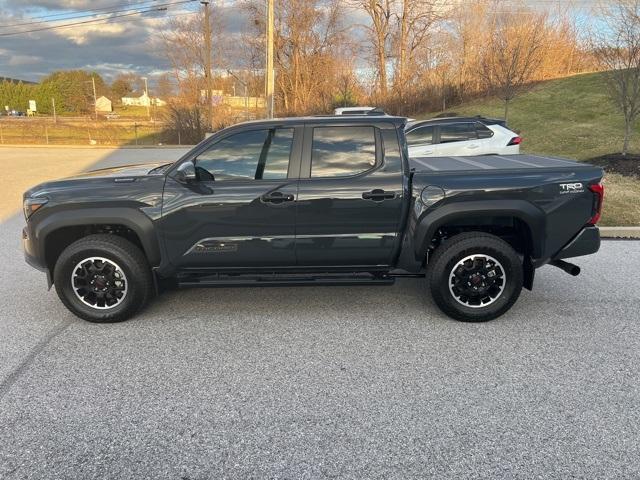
[22,115,604,323]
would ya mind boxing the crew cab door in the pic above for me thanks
[159,125,301,269]
[294,122,405,267]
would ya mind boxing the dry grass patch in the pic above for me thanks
[601,173,640,226]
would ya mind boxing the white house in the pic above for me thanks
[95,96,113,112]
[121,92,167,107]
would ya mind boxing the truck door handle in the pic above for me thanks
[261,192,294,204]
[362,189,396,202]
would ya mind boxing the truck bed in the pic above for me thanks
[410,154,590,172]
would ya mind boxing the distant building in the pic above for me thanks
[95,96,113,112]
[121,92,167,107]
[200,89,265,108]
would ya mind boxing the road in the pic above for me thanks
[0,146,189,221]
[1,147,639,479]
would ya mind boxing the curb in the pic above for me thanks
[600,227,640,239]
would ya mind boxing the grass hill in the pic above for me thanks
[420,72,639,226]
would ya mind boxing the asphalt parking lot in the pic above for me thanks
[1,147,639,479]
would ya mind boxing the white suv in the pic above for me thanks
[406,117,521,158]
[334,106,376,115]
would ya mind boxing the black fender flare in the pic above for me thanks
[34,207,161,267]
[413,199,546,261]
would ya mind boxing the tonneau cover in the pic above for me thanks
[410,154,587,172]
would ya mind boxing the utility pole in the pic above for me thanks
[202,1,214,132]
[227,69,250,121]
[245,83,249,121]
[142,76,151,120]
[51,97,57,124]
[91,75,98,121]
[265,0,275,119]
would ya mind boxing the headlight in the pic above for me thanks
[23,197,48,220]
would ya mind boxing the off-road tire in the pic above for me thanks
[428,232,523,322]
[53,234,153,323]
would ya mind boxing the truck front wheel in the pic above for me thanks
[53,234,154,323]
[428,232,523,322]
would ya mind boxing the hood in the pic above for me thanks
[24,162,171,199]
[63,162,170,180]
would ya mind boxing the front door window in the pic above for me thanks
[195,128,293,181]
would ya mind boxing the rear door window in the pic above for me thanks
[311,126,377,177]
[439,123,478,144]
[406,125,435,146]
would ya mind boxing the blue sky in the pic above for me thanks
[0,0,603,84]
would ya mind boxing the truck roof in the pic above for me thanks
[411,154,595,173]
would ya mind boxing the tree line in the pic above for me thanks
[161,0,596,125]
[0,71,172,115]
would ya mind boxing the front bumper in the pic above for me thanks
[552,226,601,260]
[23,226,52,287]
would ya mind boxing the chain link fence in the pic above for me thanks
[0,117,189,146]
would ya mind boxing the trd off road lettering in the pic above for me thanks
[559,182,585,194]
[22,116,603,323]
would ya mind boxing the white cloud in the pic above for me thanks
[55,23,128,45]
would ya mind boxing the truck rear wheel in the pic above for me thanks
[53,234,153,323]
[428,232,523,322]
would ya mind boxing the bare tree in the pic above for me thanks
[448,1,492,101]
[593,0,640,156]
[479,11,546,121]
[160,7,227,104]
[158,7,228,140]
[155,73,175,100]
[334,67,363,107]
[352,0,395,98]
[244,0,348,115]
[393,0,441,94]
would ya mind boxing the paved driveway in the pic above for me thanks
[0,147,639,479]
[0,146,189,221]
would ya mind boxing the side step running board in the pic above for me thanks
[177,272,395,288]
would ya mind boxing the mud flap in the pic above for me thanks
[523,256,535,291]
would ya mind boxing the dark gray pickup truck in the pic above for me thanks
[22,115,604,323]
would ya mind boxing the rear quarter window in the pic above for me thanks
[476,123,494,139]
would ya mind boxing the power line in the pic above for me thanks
[0,1,160,27]
[0,0,198,37]
[0,9,161,37]
[0,1,162,28]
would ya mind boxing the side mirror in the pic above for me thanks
[175,161,197,183]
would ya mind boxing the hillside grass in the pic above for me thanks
[421,72,640,226]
